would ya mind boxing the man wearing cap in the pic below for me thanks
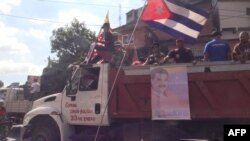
[143,43,165,65]
[163,38,194,63]
[110,41,129,66]
[203,31,231,61]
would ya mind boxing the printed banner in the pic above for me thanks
[151,66,190,120]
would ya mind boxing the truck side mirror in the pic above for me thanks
[65,80,73,96]
[66,84,76,101]
[65,79,77,100]
[65,84,71,96]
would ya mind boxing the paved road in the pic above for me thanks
[6,125,20,141]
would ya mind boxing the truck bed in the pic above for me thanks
[6,100,32,113]
[109,61,250,119]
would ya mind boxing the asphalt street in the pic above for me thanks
[6,125,20,141]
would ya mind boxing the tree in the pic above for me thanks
[50,18,96,68]
[40,19,96,95]
[0,80,3,88]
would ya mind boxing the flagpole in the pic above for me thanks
[93,1,149,141]
[84,27,102,64]
[85,11,109,64]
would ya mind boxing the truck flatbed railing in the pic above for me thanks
[121,61,250,76]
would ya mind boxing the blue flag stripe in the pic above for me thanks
[169,13,203,31]
[167,0,209,18]
[144,21,197,43]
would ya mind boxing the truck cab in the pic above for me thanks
[21,64,110,141]
[62,64,110,125]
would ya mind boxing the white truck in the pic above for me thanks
[20,62,250,141]
[4,88,32,123]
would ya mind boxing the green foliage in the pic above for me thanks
[41,19,96,95]
[0,80,3,88]
[50,18,96,69]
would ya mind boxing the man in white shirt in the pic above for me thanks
[30,79,40,101]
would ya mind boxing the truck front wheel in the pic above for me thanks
[31,126,59,141]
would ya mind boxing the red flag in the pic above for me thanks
[140,0,209,43]
[140,0,171,21]
[96,11,110,46]
[96,31,105,47]
[85,11,110,63]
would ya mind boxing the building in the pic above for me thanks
[216,0,250,46]
[114,0,214,61]
[113,0,250,62]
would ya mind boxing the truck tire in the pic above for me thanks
[31,126,60,141]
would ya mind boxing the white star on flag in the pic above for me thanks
[155,6,163,15]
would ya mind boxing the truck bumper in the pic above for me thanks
[20,124,32,141]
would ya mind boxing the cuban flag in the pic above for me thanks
[141,0,209,43]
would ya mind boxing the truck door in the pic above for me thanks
[62,64,109,125]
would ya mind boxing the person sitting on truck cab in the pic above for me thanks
[143,43,165,65]
[162,38,195,63]
[232,31,250,62]
[203,31,231,61]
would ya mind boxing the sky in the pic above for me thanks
[0,0,145,87]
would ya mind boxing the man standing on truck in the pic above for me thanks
[232,31,250,63]
[162,38,195,63]
[110,41,129,66]
[203,31,231,61]
[143,43,165,65]
[30,78,40,101]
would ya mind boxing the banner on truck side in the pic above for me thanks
[150,66,190,120]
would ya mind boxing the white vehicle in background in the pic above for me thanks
[4,88,32,123]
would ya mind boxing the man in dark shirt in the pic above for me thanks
[163,38,194,63]
[143,43,165,65]
[20,81,30,100]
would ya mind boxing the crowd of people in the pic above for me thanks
[142,30,250,65]
[89,27,250,66]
